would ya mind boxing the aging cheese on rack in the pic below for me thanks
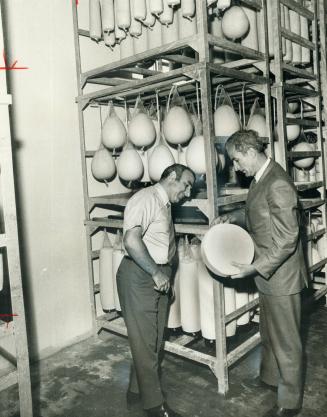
[99,232,115,311]
[89,0,102,41]
[91,147,116,181]
[148,144,175,182]
[163,106,194,145]
[221,6,249,41]
[117,147,144,181]
[101,0,115,33]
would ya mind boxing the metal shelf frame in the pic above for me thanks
[271,0,327,300]
[71,0,274,396]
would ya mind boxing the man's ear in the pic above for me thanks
[168,171,177,182]
[248,148,256,158]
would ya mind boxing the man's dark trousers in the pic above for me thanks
[117,256,171,410]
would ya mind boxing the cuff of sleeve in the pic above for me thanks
[252,260,271,281]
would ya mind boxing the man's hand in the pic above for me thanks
[230,262,257,279]
[210,214,231,227]
[152,270,171,293]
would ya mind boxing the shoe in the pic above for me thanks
[244,376,277,392]
[263,405,301,417]
[126,389,141,409]
[146,403,182,417]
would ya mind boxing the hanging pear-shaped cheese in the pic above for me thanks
[214,104,241,137]
[91,148,116,181]
[286,113,300,142]
[128,112,156,147]
[117,148,144,181]
[163,106,194,145]
[148,144,175,182]
[221,6,249,41]
[186,135,207,175]
[292,142,315,169]
[102,113,127,150]
[247,114,268,137]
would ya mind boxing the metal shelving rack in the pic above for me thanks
[0,6,33,417]
[271,0,327,302]
[72,0,274,395]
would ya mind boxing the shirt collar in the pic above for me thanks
[255,157,271,183]
[154,183,170,207]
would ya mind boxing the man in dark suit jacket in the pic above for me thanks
[224,130,308,417]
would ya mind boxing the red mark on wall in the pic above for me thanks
[0,314,18,328]
[0,50,29,71]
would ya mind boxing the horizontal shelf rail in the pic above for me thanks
[280,0,315,20]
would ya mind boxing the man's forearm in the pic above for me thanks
[124,231,159,277]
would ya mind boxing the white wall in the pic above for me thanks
[1,0,94,359]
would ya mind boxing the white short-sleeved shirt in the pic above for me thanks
[123,183,176,264]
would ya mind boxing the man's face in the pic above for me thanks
[168,170,194,204]
[228,147,256,177]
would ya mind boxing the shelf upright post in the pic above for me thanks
[71,0,97,334]
[0,6,33,416]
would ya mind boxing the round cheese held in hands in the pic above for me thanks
[201,224,254,277]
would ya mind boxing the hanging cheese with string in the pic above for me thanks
[130,0,143,37]
[102,102,127,150]
[221,6,249,41]
[300,14,310,65]
[91,145,116,181]
[101,0,115,33]
[144,0,156,27]
[104,30,116,48]
[114,1,127,42]
[241,6,258,51]
[283,6,293,62]
[178,2,197,40]
[89,0,102,41]
[163,87,194,145]
[209,12,225,64]
[116,0,131,30]
[224,286,236,337]
[214,86,241,137]
[181,0,196,20]
[148,140,175,182]
[160,0,174,25]
[150,0,164,17]
[128,97,156,148]
[112,231,124,312]
[161,4,179,44]
[179,237,201,333]
[133,0,147,21]
[247,98,268,138]
[290,7,301,64]
[99,231,115,311]
[117,143,144,181]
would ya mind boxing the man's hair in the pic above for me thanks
[160,164,195,181]
[225,129,267,155]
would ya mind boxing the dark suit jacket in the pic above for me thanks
[246,159,308,296]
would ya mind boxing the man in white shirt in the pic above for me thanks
[117,164,195,417]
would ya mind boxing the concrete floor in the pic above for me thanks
[1,302,327,417]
